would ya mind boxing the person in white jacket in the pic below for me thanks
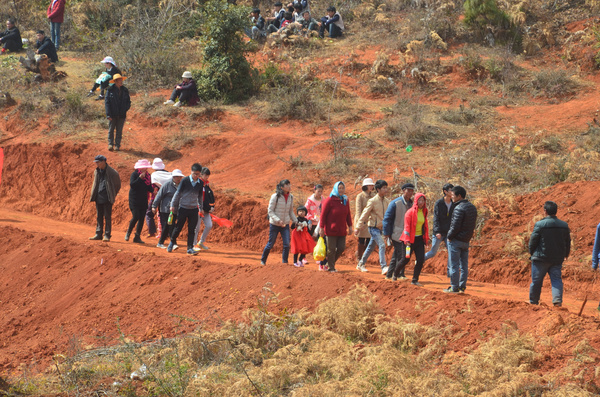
[260,179,297,265]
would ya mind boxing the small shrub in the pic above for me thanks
[386,117,447,145]
[441,105,481,125]
[195,0,259,103]
[310,284,384,342]
[531,69,579,98]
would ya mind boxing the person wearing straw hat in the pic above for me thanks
[88,56,121,100]
[89,154,121,242]
[127,159,154,243]
[164,71,199,107]
[105,73,130,152]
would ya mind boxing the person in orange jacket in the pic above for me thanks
[399,192,429,286]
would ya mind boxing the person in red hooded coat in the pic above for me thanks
[399,192,429,286]
[47,0,66,50]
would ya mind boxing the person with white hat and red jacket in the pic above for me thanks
[127,159,154,244]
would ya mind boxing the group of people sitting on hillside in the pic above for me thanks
[246,1,344,41]
[0,18,59,62]
[90,156,214,256]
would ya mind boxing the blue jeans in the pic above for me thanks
[50,22,61,49]
[261,224,290,263]
[424,234,447,260]
[448,239,469,290]
[359,227,386,269]
[529,260,563,305]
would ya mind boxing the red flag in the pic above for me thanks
[210,214,233,228]
[0,148,4,186]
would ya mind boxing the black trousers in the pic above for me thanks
[108,117,126,148]
[128,205,147,236]
[388,236,425,281]
[169,88,193,103]
[170,207,199,249]
[95,202,113,237]
[158,211,177,245]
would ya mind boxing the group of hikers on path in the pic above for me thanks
[90,156,215,256]
[89,156,580,308]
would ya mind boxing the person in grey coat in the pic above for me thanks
[89,154,121,242]
[152,169,185,249]
[528,200,571,307]
[260,179,297,265]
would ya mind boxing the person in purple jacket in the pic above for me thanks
[164,71,200,107]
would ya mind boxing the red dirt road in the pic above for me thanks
[2,208,600,377]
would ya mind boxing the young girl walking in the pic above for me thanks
[291,206,316,267]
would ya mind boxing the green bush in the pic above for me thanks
[195,0,259,103]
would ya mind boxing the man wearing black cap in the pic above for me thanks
[382,183,414,280]
[89,155,121,242]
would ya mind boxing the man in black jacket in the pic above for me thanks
[0,19,22,53]
[424,183,454,263]
[35,30,58,62]
[443,185,477,293]
[528,201,571,307]
[104,74,131,152]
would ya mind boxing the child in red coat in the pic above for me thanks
[291,206,316,267]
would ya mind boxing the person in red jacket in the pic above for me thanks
[47,0,66,50]
[399,192,429,286]
[319,181,353,272]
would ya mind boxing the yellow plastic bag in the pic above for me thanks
[313,237,326,261]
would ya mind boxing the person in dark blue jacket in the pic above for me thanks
[104,74,131,152]
[528,201,570,307]
[127,159,154,244]
[35,30,58,63]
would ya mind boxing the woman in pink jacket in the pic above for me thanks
[400,193,429,286]
[47,0,66,50]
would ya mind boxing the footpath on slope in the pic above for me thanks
[2,207,598,315]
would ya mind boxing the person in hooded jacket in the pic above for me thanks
[319,181,353,272]
[399,193,429,286]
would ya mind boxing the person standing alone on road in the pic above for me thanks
[89,155,121,242]
[528,201,571,307]
[104,74,130,152]
[443,185,477,294]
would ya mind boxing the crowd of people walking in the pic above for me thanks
[89,158,577,304]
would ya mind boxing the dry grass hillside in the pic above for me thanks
[2,0,600,395]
